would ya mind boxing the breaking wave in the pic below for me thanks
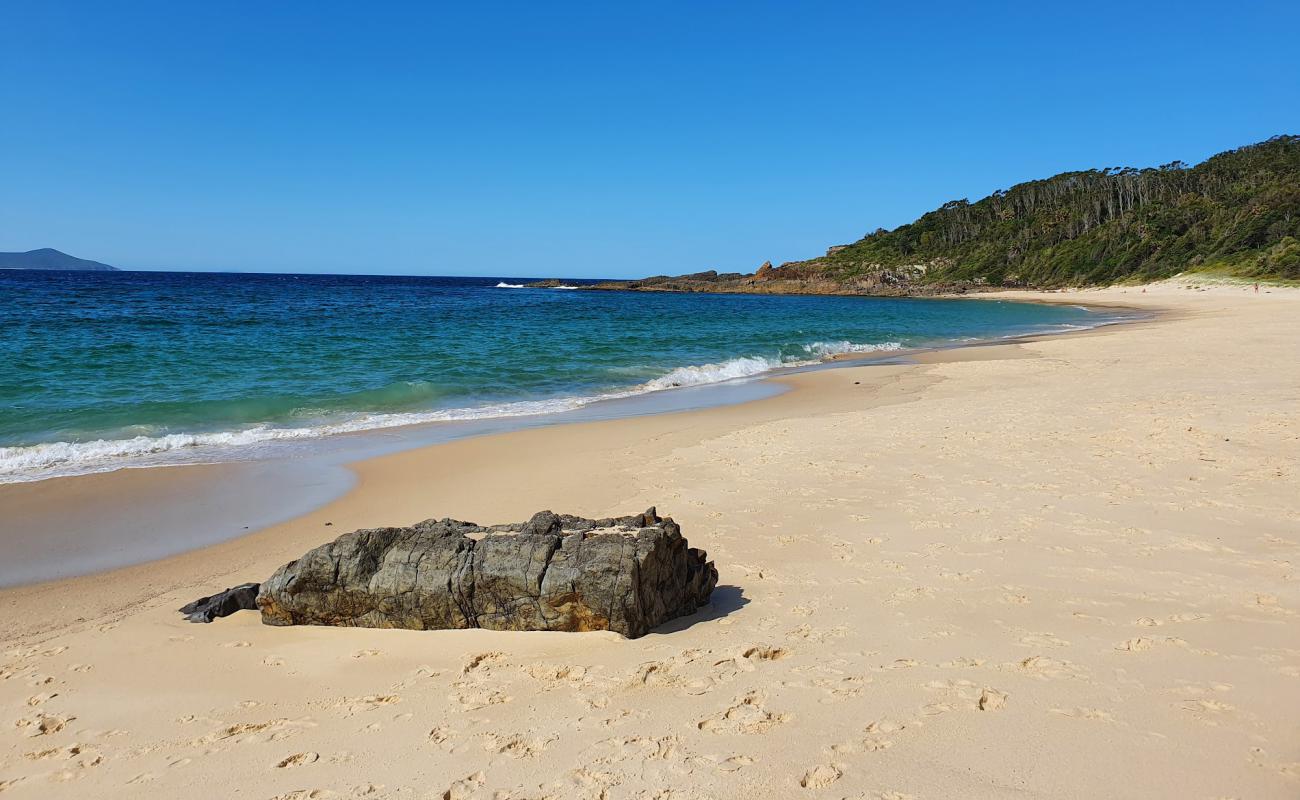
[0,339,905,483]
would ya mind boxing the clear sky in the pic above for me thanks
[3,1,1297,278]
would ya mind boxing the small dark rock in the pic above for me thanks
[179,583,261,623]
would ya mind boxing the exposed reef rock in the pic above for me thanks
[179,583,261,623]
[527,261,952,296]
[253,509,716,638]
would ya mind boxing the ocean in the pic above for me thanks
[0,270,1122,483]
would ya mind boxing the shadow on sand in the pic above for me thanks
[648,584,748,636]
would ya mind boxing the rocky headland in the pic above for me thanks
[529,135,1300,295]
[529,257,958,297]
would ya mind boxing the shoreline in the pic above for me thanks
[0,299,1149,590]
[0,293,1126,488]
[1,279,1295,798]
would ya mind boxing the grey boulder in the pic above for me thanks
[255,508,716,638]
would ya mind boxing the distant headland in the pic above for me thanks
[0,248,118,271]
[530,135,1299,295]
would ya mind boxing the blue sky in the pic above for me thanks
[3,1,1297,278]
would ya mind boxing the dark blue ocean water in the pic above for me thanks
[0,271,1116,481]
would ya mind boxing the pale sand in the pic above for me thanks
[1,279,1297,798]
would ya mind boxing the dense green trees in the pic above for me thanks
[802,136,1300,285]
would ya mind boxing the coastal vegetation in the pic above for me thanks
[573,135,1299,294]
[811,134,1300,287]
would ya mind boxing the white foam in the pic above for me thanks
[0,397,593,482]
[0,339,905,483]
[642,356,781,390]
[550,285,581,290]
[800,340,903,357]
[495,282,525,288]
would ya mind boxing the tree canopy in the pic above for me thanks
[796,135,1300,286]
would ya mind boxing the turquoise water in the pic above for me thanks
[0,271,1120,481]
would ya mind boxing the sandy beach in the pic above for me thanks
[1,280,1297,799]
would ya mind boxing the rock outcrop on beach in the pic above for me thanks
[253,509,716,638]
[179,583,261,623]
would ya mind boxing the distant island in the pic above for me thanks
[534,135,1299,295]
[0,248,118,271]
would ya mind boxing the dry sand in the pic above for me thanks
[1,279,1297,799]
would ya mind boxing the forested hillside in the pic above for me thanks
[799,135,1299,286]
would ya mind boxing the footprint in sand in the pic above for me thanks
[477,731,557,758]
[522,662,590,687]
[1051,707,1114,722]
[23,743,102,767]
[449,653,513,709]
[622,650,706,692]
[334,695,400,715]
[885,658,920,669]
[276,751,320,768]
[1182,698,1235,723]
[978,688,1008,710]
[711,644,791,681]
[1019,632,1070,648]
[1013,655,1083,680]
[428,725,461,752]
[833,737,894,755]
[351,649,382,659]
[939,657,985,669]
[450,686,512,711]
[697,692,790,734]
[220,641,251,648]
[812,676,868,702]
[26,692,59,706]
[443,771,487,800]
[800,764,842,789]
[461,651,504,675]
[15,712,74,737]
[197,717,316,745]
[829,540,855,561]
[715,754,754,772]
[866,719,907,736]
[1115,637,1180,652]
